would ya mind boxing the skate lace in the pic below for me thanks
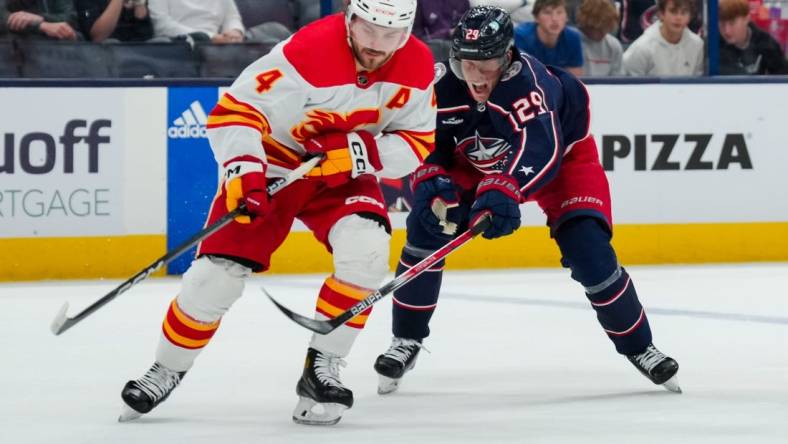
[383,337,427,364]
[135,362,181,402]
[633,345,667,372]
[313,353,347,388]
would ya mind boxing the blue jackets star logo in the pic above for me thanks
[456,131,511,173]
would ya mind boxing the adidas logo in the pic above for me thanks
[168,101,208,139]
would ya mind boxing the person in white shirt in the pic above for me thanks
[148,0,290,44]
[470,0,523,10]
[576,0,623,76]
[622,0,703,76]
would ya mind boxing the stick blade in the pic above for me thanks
[261,287,335,335]
[50,302,71,336]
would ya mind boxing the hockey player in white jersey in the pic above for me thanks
[119,0,436,426]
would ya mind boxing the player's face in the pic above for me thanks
[536,5,568,38]
[349,17,408,70]
[719,16,749,46]
[460,57,505,103]
[658,2,692,37]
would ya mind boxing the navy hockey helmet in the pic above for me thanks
[450,6,514,61]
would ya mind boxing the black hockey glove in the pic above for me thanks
[411,164,461,238]
[469,173,521,239]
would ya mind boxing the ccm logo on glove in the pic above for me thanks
[304,131,382,187]
[223,157,269,224]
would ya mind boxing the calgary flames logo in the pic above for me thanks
[290,109,380,143]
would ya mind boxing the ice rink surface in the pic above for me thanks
[2,263,787,444]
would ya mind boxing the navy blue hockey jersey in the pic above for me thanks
[431,51,592,198]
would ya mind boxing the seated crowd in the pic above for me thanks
[0,0,295,44]
[1,0,786,77]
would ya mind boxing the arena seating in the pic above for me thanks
[18,40,111,78]
[1,1,454,79]
[236,0,297,30]
[294,0,346,28]
[197,42,276,78]
[0,41,20,78]
[107,42,200,78]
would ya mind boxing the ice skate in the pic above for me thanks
[374,337,423,395]
[627,343,681,393]
[292,348,353,425]
[118,362,186,422]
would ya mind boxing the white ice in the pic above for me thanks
[2,264,787,444]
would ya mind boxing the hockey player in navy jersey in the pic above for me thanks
[374,6,681,395]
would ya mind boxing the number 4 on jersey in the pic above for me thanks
[256,69,284,93]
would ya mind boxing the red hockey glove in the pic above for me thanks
[469,173,522,239]
[223,156,269,224]
[304,130,382,187]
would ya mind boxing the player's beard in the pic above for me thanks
[352,42,393,71]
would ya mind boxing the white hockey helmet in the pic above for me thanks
[346,0,418,38]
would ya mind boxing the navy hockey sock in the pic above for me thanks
[556,217,652,355]
[391,249,444,340]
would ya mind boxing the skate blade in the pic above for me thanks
[661,375,682,394]
[118,405,143,422]
[292,397,347,426]
[377,375,401,395]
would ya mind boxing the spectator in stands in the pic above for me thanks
[718,0,788,75]
[514,0,583,76]
[576,0,623,75]
[74,0,153,42]
[622,0,703,76]
[412,0,470,41]
[615,0,702,46]
[1,0,9,38]
[4,0,79,40]
[148,0,290,45]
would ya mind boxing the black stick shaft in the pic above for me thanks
[53,209,240,335]
[52,157,321,335]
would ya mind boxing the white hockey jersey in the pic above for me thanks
[206,13,437,180]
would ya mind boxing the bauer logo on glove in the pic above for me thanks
[470,173,522,239]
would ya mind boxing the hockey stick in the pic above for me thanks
[50,156,322,336]
[264,214,491,335]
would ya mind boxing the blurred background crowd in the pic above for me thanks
[1,0,786,78]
